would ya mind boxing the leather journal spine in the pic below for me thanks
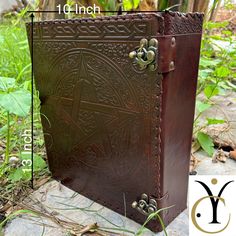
[157,13,203,230]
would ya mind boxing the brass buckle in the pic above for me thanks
[132,193,158,217]
[129,38,158,71]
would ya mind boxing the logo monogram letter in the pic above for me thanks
[195,180,233,224]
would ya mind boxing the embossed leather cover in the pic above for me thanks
[26,12,203,232]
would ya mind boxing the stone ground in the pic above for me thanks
[4,154,236,236]
[4,92,236,236]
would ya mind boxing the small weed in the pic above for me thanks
[0,20,47,199]
[194,19,236,156]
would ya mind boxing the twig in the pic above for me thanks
[0,195,124,235]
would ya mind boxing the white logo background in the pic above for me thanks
[189,175,236,236]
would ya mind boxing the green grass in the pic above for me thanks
[0,20,47,186]
[0,22,31,85]
[0,21,30,165]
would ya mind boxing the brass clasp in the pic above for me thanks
[129,38,158,71]
[132,193,158,217]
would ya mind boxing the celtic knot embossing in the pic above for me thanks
[27,14,159,40]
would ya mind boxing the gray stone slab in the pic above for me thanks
[195,150,236,175]
[4,180,188,236]
[4,150,236,236]
[3,216,66,236]
[5,147,236,236]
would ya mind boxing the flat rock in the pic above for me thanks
[195,150,236,175]
[4,180,188,236]
[4,148,236,236]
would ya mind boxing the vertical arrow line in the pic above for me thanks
[30,13,34,189]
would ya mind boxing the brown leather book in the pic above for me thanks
[26,11,203,232]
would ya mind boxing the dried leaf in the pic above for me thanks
[0,201,11,213]
[212,149,228,163]
[34,177,51,189]
[212,154,218,163]
[192,140,201,153]
[189,154,201,172]
[229,150,236,161]
[139,0,157,11]
[77,223,99,235]
[203,123,236,150]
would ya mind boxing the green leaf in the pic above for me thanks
[123,0,141,10]
[133,0,140,8]
[200,58,220,68]
[199,69,213,79]
[0,89,31,117]
[0,77,16,91]
[205,21,229,30]
[222,30,232,36]
[123,0,133,10]
[20,153,46,172]
[215,66,231,78]
[20,152,30,159]
[197,132,214,156]
[210,35,223,40]
[204,85,219,99]
[33,154,47,171]
[8,169,23,182]
[207,118,225,125]
[8,168,31,182]
[196,100,211,113]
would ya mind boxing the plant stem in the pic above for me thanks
[194,111,203,123]
[4,111,10,164]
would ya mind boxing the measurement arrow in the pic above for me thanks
[30,13,34,189]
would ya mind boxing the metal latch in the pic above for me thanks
[132,193,158,216]
[129,38,158,71]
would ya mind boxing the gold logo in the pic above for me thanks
[191,178,233,234]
